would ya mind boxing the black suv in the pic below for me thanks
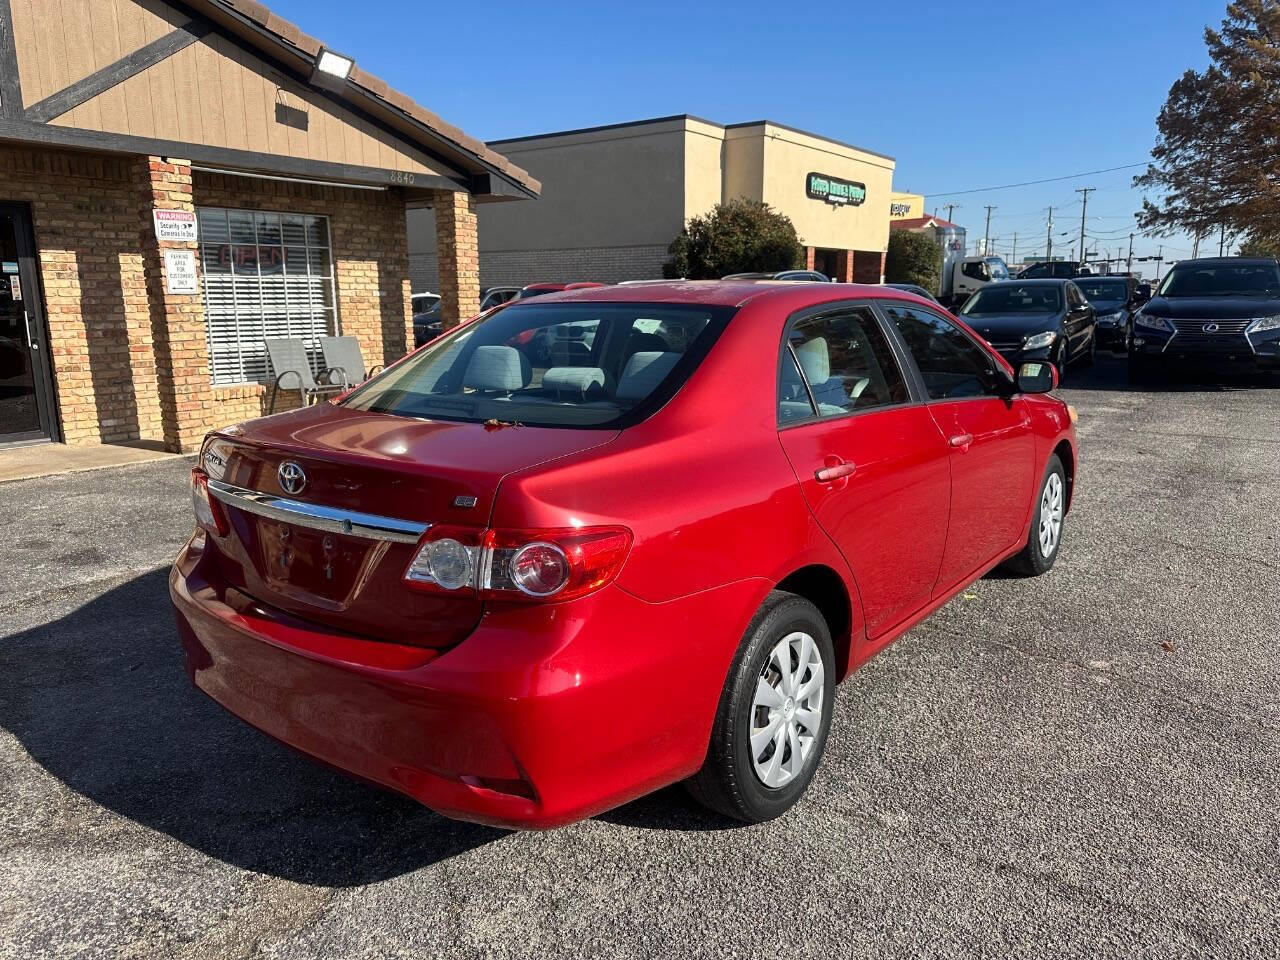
[1017,260,1090,280]
[1129,257,1280,381]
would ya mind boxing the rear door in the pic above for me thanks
[776,303,951,639]
[880,302,1035,593]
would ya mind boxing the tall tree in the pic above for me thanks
[1135,0,1280,242]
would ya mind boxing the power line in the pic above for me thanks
[924,162,1149,198]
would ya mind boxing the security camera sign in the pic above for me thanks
[152,209,198,243]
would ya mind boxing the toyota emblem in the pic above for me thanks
[1203,323,1220,333]
[278,461,307,495]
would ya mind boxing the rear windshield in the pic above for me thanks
[962,284,1062,314]
[1157,263,1280,297]
[342,302,734,428]
[1077,279,1128,301]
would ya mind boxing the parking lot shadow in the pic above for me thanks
[0,569,506,886]
[1064,352,1280,392]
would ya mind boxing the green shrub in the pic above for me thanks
[663,198,804,279]
[884,230,942,292]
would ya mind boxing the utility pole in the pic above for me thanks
[945,203,960,223]
[983,205,996,255]
[1046,206,1054,262]
[1011,232,1018,267]
[1075,187,1094,269]
[1127,233,1134,274]
[1219,223,1226,256]
[1191,231,1200,258]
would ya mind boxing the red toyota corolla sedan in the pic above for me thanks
[172,281,1077,829]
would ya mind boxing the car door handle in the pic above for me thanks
[949,433,974,448]
[815,461,857,482]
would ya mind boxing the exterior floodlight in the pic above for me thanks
[311,48,354,90]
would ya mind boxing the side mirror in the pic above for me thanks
[1017,361,1057,394]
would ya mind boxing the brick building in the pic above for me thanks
[0,0,537,452]
[408,115,895,291]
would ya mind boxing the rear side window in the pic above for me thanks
[778,306,908,423]
[343,302,734,428]
[884,305,1003,400]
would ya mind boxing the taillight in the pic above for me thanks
[190,468,229,537]
[403,525,632,603]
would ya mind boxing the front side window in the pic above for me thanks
[885,305,1004,400]
[962,261,990,281]
[343,302,732,428]
[778,306,908,423]
[199,207,337,386]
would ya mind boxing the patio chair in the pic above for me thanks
[265,338,345,414]
[319,336,384,389]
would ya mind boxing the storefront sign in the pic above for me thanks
[806,172,866,207]
[2,260,17,274]
[889,202,913,216]
[152,208,198,243]
[163,249,199,295]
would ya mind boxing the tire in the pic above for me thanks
[686,591,836,823]
[1002,454,1067,577]
[1081,329,1097,368]
[1054,341,1069,385]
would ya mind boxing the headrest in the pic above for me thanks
[462,345,530,392]
[617,351,680,401]
[795,337,830,384]
[542,366,606,395]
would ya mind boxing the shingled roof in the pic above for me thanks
[191,0,540,199]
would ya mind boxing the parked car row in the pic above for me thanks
[413,283,578,347]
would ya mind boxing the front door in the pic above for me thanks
[0,203,57,444]
[879,302,1036,591]
[777,303,952,640]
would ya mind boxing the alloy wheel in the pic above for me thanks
[1038,472,1064,558]
[750,631,825,789]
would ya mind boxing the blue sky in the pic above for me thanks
[273,0,1227,277]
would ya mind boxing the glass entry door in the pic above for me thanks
[0,203,57,443]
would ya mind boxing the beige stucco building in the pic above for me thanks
[408,115,897,288]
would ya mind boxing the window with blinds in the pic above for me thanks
[198,207,338,386]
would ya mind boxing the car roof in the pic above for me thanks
[1171,257,1279,266]
[994,278,1072,286]
[499,279,934,310]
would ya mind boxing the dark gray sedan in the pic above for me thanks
[959,279,1098,380]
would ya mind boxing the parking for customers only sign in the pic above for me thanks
[152,209,198,242]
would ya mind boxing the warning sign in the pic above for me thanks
[152,208,198,243]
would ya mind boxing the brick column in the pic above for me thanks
[835,250,854,283]
[433,189,480,331]
[804,246,816,271]
[136,155,212,453]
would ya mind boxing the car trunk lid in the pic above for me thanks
[201,404,617,647]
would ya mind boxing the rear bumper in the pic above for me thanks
[171,535,766,829]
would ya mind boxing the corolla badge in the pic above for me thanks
[278,461,307,495]
[1203,323,1220,333]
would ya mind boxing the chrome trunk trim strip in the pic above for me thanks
[207,479,429,544]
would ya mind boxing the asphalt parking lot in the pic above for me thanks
[2,353,1278,959]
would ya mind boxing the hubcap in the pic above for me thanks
[750,631,825,789]
[1038,472,1064,558]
